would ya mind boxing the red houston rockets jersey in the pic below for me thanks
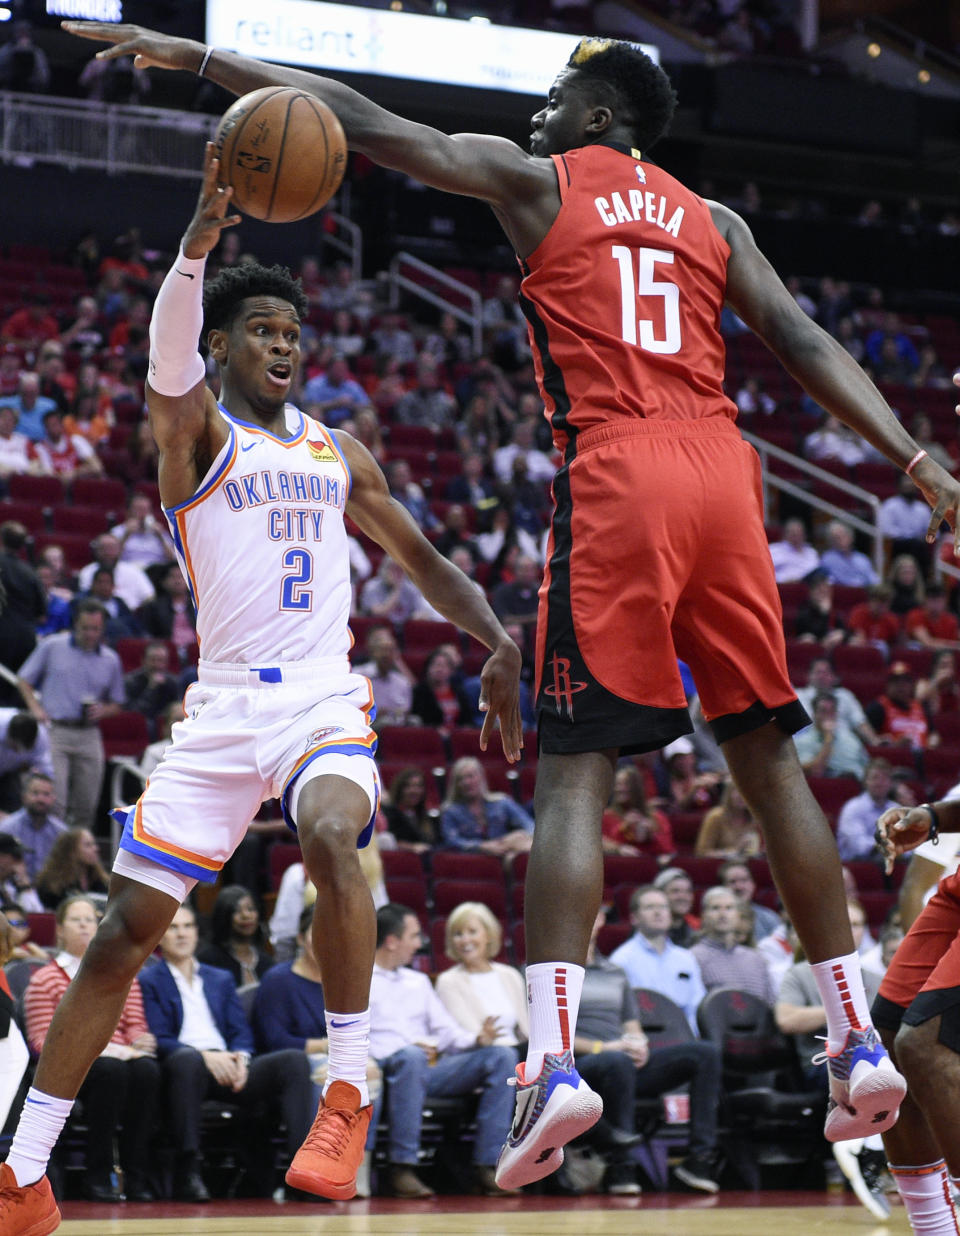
[519,144,738,453]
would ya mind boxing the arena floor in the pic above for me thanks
[52,1191,907,1233]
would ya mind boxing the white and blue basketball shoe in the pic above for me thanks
[494,1050,603,1190]
[814,1026,907,1141]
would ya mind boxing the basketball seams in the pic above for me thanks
[221,85,289,222]
[295,94,336,223]
[265,91,297,223]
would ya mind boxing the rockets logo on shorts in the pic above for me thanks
[305,725,344,751]
[542,652,587,720]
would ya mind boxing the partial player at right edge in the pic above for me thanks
[873,796,960,1235]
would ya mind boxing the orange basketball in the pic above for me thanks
[214,86,347,224]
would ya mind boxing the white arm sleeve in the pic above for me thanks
[147,248,208,397]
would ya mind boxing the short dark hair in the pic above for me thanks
[376,902,417,948]
[202,261,308,343]
[628,883,665,915]
[566,38,677,152]
[8,712,38,748]
[0,521,28,552]
[73,598,107,624]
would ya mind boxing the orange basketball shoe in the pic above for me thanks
[0,1163,60,1235]
[285,1081,372,1200]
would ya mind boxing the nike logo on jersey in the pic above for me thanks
[329,1018,361,1029]
[240,440,260,452]
[175,268,196,280]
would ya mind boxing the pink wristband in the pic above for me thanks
[905,449,928,476]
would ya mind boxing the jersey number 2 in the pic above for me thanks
[280,548,313,612]
[611,245,681,354]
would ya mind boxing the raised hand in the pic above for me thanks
[182,142,242,260]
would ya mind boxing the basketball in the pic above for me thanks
[214,86,347,224]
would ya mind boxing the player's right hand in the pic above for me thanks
[875,804,934,874]
[182,143,242,261]
[61,22,201,73]
[477,640,523,763]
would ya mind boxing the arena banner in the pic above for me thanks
[206,0,658,97]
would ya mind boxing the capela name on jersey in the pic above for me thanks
[593,190,684,237]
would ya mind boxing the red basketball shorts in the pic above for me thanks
[535,417,807,754]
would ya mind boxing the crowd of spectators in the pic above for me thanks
[0,203,954,1206]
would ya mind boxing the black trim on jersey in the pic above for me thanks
[517,291,575,462]
[536,461,693,758]
[871,993,907,1033]
[903,986,960,1053]
[559,154,571,187]
[711,698,810,746]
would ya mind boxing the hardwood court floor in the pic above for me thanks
[52,1192,910,1233]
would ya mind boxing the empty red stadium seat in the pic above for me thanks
[268,842,302,890]
[432,878,506,919]
[98,710,150,759]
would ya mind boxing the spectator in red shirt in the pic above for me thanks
[0,293,59,349]
[904,584,960,649]
[601,763,675,859]
[847,584,902,653]
[865,662,937,751]
[28,409,103,482]
[916,649,960,716]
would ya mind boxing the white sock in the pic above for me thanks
[890,1161,960,1234]
[6,1088,74,1187]
[810,952,873,1052]
[323,1009,371,1107]
[524,962,585,1080]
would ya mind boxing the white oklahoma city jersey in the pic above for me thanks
[164,404,352,664]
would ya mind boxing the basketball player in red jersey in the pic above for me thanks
[60,24,960,1196]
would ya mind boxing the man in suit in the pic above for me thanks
[138,903,312,1200]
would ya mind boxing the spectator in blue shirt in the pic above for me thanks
[0,372,57,442]
[819,521,879,588]
[439,757,534,855]
[609,885,706,1034]
[302,355,372,427]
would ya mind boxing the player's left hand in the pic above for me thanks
[182,142,242,260]
[875,804,934,874]
[477,640,523,763]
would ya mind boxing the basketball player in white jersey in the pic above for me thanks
[0,146,523,1234]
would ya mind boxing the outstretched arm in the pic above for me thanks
[63,22,553,214]
[147,141,240,508]
[336,431,523,762]
[713,201,960,551]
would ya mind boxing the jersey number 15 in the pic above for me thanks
[611,245,681,355]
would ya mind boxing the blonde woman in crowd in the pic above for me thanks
[435,901,527,1052]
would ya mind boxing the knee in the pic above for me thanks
[388,1045,428,1079]
[165,1046,205,1083]
[298,815,363,875]
[483,1045,518,1076]
[894,1021,931,1083]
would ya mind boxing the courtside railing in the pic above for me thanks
[386,251,483,358]
[742,430,884,574]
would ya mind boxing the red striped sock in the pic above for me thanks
[810,952,871,1052]
[524,962,585,1081]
